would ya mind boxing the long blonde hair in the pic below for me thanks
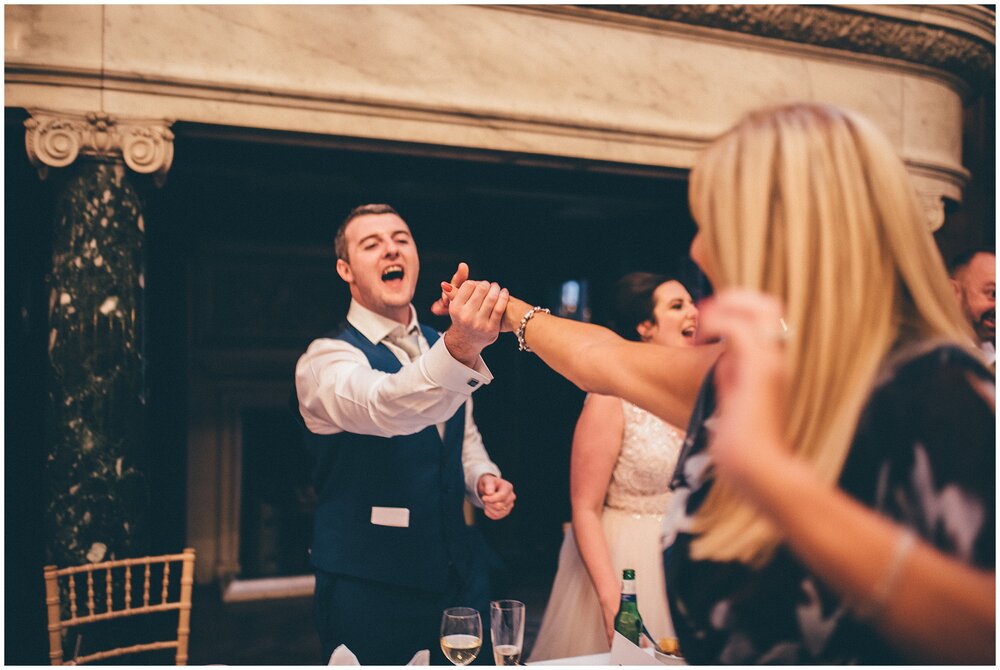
[687,103,974,566]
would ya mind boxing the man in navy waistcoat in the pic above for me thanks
[294,204,516,665]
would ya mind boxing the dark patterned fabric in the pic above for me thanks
[665,342,995,664]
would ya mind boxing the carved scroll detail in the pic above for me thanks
[917,192,946,231]
[25,110,175,185]
[594,5,994,89]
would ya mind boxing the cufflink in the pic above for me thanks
[467,379,479,388]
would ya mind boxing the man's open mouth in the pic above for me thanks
[981,311,995,331]
[682,326,696,338]
[381,265,404,282]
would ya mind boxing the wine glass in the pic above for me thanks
[490,600,525,666]
[440,607,482,666]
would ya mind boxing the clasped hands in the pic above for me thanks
[433,263,517,367]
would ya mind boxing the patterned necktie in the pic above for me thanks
[388,327,422,362]
[388,326,446,440]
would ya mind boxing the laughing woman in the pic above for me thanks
[529,273,699,661]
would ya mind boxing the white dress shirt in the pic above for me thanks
[295,300,501,506]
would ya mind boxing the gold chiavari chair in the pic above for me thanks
[44,548,196,665]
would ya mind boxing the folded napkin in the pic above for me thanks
[609,632,662,666]
[328,644,429,665]
[328,645,359,665]
[408,650,430,665]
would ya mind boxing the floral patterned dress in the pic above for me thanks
[664,342,995,664]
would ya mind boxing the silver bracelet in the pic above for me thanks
[849,528,917,621]
[516,306,550,352]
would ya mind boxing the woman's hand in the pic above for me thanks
[438,278,508,367]
[430,262,469,316]
[600,599,617,646]
[697,289,791,478]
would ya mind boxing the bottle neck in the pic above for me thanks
[620,579,636,597]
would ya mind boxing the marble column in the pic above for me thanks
[25,110,174,567]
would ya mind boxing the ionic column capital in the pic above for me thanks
[905,161,970,231]
[916,192,946,231]
[24,109,175,186]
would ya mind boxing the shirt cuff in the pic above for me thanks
[466,463,502,508]
[420,337,493,393]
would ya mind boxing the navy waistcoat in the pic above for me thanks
[299,322,473,593]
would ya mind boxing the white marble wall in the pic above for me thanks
[6,4,981,211]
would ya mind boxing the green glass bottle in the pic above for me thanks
[613,568,642,645]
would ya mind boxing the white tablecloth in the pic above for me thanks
[528,651,611,665]
[528,647,685,666]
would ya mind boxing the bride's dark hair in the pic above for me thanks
[609,272,682,341]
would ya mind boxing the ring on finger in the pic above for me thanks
[765,317,792,344]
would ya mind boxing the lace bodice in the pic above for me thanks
[605,398,684,516]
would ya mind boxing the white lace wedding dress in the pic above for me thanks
[528,398,684,661]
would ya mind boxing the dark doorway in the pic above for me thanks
[145,125,699,598]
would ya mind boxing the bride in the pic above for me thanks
[528,272,699,661]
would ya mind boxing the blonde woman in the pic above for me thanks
[440,103,994,663]
[529,273,697,661]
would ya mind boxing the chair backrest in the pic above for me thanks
[44,548,196,665]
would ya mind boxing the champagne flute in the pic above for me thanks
[440,607,482,666]
[490,600,525,666]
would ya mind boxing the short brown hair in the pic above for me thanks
[334,204,401,261]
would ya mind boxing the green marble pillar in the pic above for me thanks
[44,160,149,567]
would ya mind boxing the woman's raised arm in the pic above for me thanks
[503,296,720,429]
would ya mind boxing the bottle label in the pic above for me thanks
[619,594,636,603]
